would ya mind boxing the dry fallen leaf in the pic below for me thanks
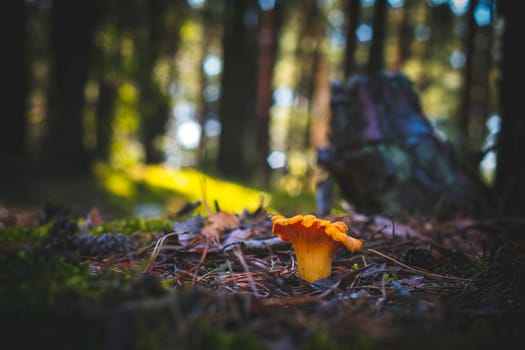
[201,211,240,244]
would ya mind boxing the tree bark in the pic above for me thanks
[44,0,99,177]
[343,0,361,79]
[1,0,27,167]
[457,0,477,166]
[255,3,283,184]
[495,0,525,217]
[137,0,171,164]
[94,78,117,162]
[366,0,388,75]
[391,0,413,71]
[217,0,259,180]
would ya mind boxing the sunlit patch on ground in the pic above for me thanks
[138,165,272,215]
[94,162,273,216]
[99,168,136,198]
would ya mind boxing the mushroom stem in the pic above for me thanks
[292,239,339,282]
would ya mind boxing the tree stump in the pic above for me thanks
[317,72,493,219]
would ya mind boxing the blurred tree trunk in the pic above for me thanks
[255,3,283,184]
[291,0,324,152]
[137,0,171,164]
[343,0,361,79]
[391,0,413,71]
[418,2,453,89]
[195,3,219,171]
[458,0,479,150]
[457,0,477,167]
[301,1,324,149]
[195,9,211,170]
[217,0,259,180]
[1,0,27,168]
[94,79,118,162]
[495,0,525,217]
[458,0,495,170]
[92,1,123,163]
[44,0,99,177]
[366,0,388,75]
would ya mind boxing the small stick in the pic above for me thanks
[367,248,472,281]
[190,238,212,286]
[231,244,261,297]
[143,232,179,273]
[391,215,396,257]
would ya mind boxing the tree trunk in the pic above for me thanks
[95,78,118,162]
[255,3,283,184]
[343,0,361,79]
[459,0,495,170]
[293,0,324,151]
[0,0,27,168]
[217,0,259,180]
[366,0,388,75]
[457,0,477,166]
[137,0,171,164]
[391,0,412,71]
[44,0,99,177]
[495,0,525,217]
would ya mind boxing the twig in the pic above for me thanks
[366,248,472,281]
[391,215,396,257]
[143,232,179,273]
[375,273,388,312]
[318,280,342,299]
[230,244,261,297]
[256,295,325,307]
[192,238,210,285]
[227,259,238,289]
[226,236,290,253]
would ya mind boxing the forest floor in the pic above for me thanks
[1,169,524,350]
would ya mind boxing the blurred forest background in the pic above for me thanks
[1,0,524,218]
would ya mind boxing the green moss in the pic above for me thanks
[194,321,263,350]
[0,251,101,313]
[304,329,342,350]
[303,321,381,350]
[0,225,45,245]
[91,216,173,235]
[134,319,168,350]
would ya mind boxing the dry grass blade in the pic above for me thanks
[191,239,210,285]
[143,232,179,273]
[230,244,261,297]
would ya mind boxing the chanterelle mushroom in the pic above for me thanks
[271,214,363,283]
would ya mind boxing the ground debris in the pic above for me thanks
[2,204,524,349]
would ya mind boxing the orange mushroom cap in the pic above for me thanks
[271,214,363,283]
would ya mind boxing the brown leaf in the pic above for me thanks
[201,211,240,244]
